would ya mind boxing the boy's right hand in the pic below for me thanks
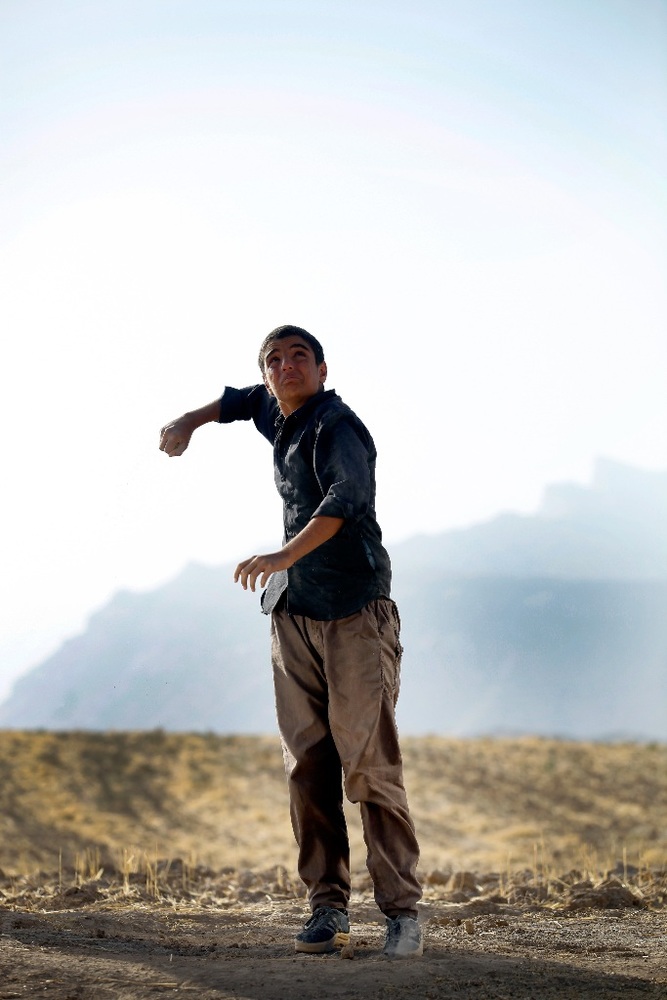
[159,416,194,457]
[159,399,221,456]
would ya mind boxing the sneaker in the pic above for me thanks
[295,906,350,954]
[383,914,423,959]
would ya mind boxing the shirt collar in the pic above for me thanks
[274,388,337,427]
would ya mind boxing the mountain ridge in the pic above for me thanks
[1,459,665,737]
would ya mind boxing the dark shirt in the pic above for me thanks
[218,385,392,619]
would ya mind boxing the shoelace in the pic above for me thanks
[305,907,341,930]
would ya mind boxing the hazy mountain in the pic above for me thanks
[0,568,273,733]
[1,459,665,738]
[391,457,667,580]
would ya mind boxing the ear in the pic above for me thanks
[319,361,327,385]
[262,372,274,396]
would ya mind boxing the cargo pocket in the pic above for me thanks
[376,597,403,704]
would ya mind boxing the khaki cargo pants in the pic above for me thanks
[270,597,422,918]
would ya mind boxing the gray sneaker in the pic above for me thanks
[295,906,350,953]
[383,914,423,959]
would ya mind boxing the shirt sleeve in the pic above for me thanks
[218,384,278,443]
[311,415,374,522]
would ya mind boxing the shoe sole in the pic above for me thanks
[295,931,351,954]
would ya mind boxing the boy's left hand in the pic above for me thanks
[234,517,344,592]
[234,552,293,592]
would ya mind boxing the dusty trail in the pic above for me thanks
[1,863,665,999]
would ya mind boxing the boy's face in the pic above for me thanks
[262,335,327,415]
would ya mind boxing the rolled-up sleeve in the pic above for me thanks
[218,384,278,442]
[312,416,373,522]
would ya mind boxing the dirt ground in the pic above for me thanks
[1,864,666,999]
[2,733,666,998]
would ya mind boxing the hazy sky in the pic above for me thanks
[1,0,666,700]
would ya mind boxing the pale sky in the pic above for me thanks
[1,0,666,701]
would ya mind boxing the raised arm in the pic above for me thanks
[159,399,221,457]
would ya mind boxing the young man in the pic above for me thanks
[159,325,422,958]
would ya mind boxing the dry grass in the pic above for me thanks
[0,730,665,888]
[401,736,667,873]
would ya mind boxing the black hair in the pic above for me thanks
[257,325,325,371]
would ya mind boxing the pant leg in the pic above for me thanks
[320,598,422,918]
[273,599,421,918]
[271,610,351,911]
